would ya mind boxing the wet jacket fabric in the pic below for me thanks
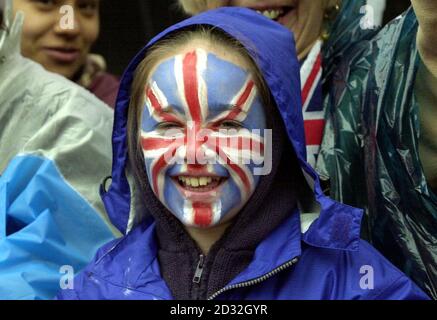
[57,7,429,300]
[0,1,118,300]
[316,1,437,298]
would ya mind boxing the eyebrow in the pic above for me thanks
[151,104,249,119]
[223,105,248,115]
[155,105,179,114]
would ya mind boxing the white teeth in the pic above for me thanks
[177,176,219,188]
[191,178,199,187]
[199,177,207,186]
[257,9,284,20]
[179,176,191,186]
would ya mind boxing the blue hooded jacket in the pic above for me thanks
[57,7,429,300]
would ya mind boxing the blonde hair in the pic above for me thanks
[127,25,271,193]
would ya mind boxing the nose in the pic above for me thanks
[53,8,81,38]
[186,124,210,165]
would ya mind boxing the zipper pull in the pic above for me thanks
[193,254,205,284]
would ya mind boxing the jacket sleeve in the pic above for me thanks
[55,238,123,300]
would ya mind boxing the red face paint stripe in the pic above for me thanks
[206,143,251,193]
[227,161,251,194]
[146,87,182,123]
[151,147,177,198]
[146,87,163,113]
[235,80,255,108]
[186,122,203,165]
[141,137,181,151]
[225,80,255,121]
[183,51,203,123]
[193,202,213,227]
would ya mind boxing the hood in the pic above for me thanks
[102,7,362,251]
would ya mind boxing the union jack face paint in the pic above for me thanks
[140,47,267,228]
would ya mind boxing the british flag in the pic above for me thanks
[140,49,264,227]
[300,40,325,168]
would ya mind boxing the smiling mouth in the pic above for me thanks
[254,6,295,21]
[175,176,226,192]
[43,47,80,63]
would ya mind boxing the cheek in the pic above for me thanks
[296,0,324,27]
[228,0,257,7]
[141,108,157,132]
[242,96,267,131]
[15,10,53,52]
[78,16,100,48]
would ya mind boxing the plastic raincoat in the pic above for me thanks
[56,8,429,300]
[0,1,118,299]
[316,0,437,298]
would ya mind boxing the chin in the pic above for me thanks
[40,64,76,80]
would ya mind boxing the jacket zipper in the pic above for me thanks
[207,257,299,300]
[193,254,205,284]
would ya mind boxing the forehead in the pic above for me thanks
[147,46,254,118]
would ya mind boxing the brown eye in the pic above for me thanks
[33,0,57,9]
[35,0,55,4]
[78,0,99,16]
[156,122,183,130]
[218,120,244,130]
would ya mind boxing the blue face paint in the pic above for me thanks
[140,48,267,228]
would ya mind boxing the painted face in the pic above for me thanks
[13,0,100,79]
[140,47,267,228]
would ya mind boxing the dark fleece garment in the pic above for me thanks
[88,72,120,108]
[142,105,300,300]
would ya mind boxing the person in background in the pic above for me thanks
[12,0,119,107]
[178,0,437,298]
[0,0,119,299]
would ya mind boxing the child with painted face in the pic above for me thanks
[57,8,429,300]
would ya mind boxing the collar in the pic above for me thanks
[225,198,363,287]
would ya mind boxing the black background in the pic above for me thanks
[93,0,411,77]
